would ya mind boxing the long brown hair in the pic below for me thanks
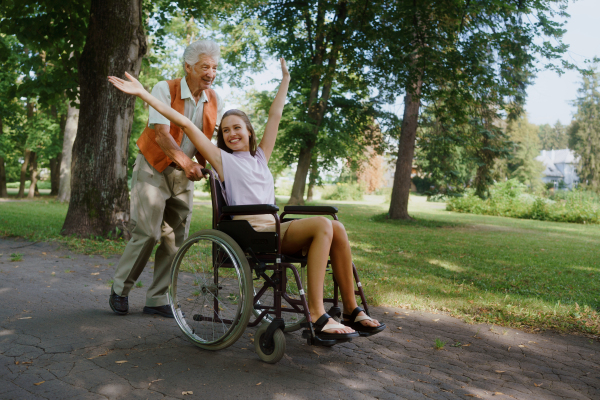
[216,109,257,156]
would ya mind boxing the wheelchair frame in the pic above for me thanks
[167,168,371,363]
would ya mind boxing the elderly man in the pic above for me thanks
[110,40,224,318]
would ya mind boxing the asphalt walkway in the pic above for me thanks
[0,238,598,399]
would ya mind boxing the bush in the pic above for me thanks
[447,179,600,224]
[6,180,51,190]
[412,176,433,193]
[321,183,364,201]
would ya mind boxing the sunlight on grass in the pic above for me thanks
[1,194,599,335]
[427,259,466,273]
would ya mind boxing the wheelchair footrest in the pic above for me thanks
[327,306,342,318]
[301,330,339,347]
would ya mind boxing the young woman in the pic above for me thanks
[108,58,385,339]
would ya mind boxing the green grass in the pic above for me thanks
[434,338,446,350]
[1,195,599,335]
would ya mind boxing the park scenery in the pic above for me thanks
[1,1,599,399]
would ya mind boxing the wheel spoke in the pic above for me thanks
[169,232,249,347]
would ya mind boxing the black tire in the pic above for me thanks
[254,324,286,364]
[169,230,252,351]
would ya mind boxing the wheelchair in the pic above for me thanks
[167,168,372,363]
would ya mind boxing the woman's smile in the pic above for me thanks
[221,115,251,152]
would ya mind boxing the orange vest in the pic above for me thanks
[136,78,218,172]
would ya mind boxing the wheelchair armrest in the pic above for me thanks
[222,204,279,215]
[283,205,338,214]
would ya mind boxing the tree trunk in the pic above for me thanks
[288,146,314,205]
[17,148,31,198]
[18,101,35,198]
[306,157,319,202]
[57,101,79,202]
[50,159,58,195]
[27,152,38,199]
[0,118,7,198]
[388,78,423,220]
[62,0,147,238]
[0,156,6,198]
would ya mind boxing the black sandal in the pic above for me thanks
[313,313,359,340]
[342,307,386,337]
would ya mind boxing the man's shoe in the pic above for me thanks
[109,292,129,315]
[143,305,175,318]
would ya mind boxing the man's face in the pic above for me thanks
[185,54,218,91]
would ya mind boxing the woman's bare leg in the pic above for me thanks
[330,220,380,327]
[281,217,354,334]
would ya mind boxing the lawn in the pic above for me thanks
[1,194,598,336]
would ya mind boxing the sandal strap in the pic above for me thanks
[321,322,347,332]
[314,313,332,330]
[348,307,366,322]
[354,314,373,323]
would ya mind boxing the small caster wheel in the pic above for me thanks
[255,324,286,364]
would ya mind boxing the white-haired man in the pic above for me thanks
[110,40,224,317]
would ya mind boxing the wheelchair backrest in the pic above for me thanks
[202,167,279,254]
[202,168,229,229]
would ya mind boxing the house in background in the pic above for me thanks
[382,157,418,191]
[535,149,580,189]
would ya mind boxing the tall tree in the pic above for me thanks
[374,0,570,219]
[1,1,89,200]
[62,0,147,237]
[539,120,569,150]
[569,68,600,192]
[508,116,545,191]
[252,0,380,204]
[0,34,23,197]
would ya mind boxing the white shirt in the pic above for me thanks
[148,77,224,159]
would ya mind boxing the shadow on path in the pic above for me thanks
[1,238,599,400]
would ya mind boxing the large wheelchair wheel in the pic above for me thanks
[253,263,307,332]
[169,230,252,351]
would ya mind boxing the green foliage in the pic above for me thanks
[569,66,600,192]
[0,0,90,105]
[538,121,569,150]
[321,183,364,201]
[448,180,600,224]
[373,0,571,208]
[507,116,545,191]
[6,180,51,189]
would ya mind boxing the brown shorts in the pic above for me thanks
[232,214,294,239]
[232,214,308,256]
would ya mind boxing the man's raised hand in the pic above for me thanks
[108,72,145,97]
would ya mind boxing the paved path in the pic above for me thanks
[1,237,599,400]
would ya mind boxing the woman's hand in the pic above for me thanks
[108,72,146,97]
[280,57,290,80]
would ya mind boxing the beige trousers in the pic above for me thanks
[112,153,193,306]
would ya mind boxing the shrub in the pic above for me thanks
[7,180,51,190]
[447,179,600,224]
[321,183,364,201]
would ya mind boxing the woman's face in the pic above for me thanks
[221,115,251,152]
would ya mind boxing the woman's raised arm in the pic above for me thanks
[108,72,223,178]
[259,58,290,162]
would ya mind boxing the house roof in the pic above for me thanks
[538,149,579,164]
[535,148,579,178]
